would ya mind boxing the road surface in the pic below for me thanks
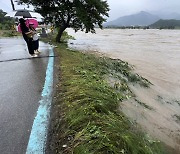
[0,37,53,154]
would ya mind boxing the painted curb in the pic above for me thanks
[26,46,54,154]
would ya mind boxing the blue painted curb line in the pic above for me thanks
[26,46,54,154]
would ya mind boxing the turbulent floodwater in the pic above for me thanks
[67,28,180,152]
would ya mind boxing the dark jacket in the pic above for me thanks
[20,24,30,42]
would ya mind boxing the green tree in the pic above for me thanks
[18,0,109,42]
[0,9,14,30]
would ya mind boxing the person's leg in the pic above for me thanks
[27,38,34,55]
[33,41,36,52]
[34,40,40,53]
[33,40,37,51]
[36,39,39,51]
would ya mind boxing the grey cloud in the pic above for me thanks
[107,0,180,21]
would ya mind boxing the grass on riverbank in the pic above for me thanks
[0,30,20,37]
[46,33,164,153]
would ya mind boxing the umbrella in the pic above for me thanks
[14,9,32,18]
[17,18,38,32]
[26,18,38,28]
[5,9,44,22]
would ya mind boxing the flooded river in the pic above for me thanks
[67,28,180,152]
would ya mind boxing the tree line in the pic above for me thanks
[0,9,14,30]
[18,0,109,42]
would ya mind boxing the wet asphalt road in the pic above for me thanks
[0,37,51,154]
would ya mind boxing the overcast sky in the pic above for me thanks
[108,0,180,21]
[1,0,180,21]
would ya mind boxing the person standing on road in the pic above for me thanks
[19,18,37,57]
[29,23,40,54]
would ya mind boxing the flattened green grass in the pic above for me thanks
[48,43,163,154]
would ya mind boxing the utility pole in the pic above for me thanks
[10,0,15,11]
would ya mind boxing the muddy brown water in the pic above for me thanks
[67,28,180,152]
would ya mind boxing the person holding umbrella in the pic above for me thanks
[19,18,37,57]
[26,18,40,54]
[29,23,40,54]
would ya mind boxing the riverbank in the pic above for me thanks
[43,33,166,153]
[67,28,180,152]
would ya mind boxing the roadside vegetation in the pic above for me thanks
[0,9,19,37]
[0,9,14,30]
[19,0,109,42]
[0,30,20,37]
[44,32,164,154]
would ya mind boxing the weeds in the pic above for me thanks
[47,42,163,154]
[173,114,180,123]
[100,57,152,88]
[0,30,19,37]
[174,100,180,106]
[135,99,154,110]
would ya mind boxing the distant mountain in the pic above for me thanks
[160,12,180,20]
[150,11,180,20]
[149,19,180,29]
[104,11,160,27]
